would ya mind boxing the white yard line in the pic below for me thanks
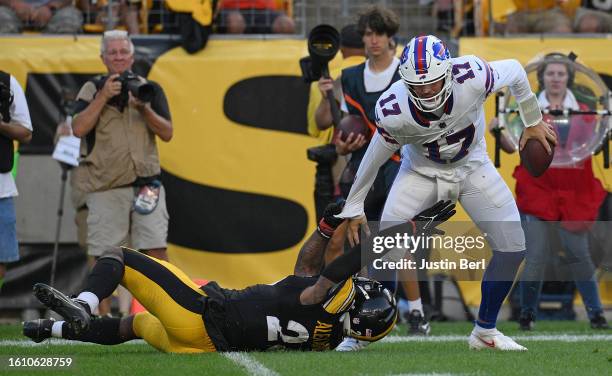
[222,352,280,376]
[3,333,611,348]
[381,334,612,343]
[0,339,146,346]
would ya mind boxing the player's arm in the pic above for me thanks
[294,202,346,277]
[299,200,456,305]
[338,130,400,247]
[487,58,557,153]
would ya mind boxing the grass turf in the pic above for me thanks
[0,322,610,375]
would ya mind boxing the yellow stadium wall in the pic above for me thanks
[0,36,610,308]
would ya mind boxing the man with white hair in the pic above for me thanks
[71,30,173,276]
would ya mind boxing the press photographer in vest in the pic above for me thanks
[71,30,173,268]
[0,70,32,292]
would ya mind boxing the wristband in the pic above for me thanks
[518,93,542,128]
[317,218,336,239]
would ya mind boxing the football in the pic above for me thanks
[519,138,555,177]
[335,114,370,142]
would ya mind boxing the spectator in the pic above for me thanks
[574,0,612,33]
[505,0,575,33]
[490,53,609,330]
[433,0,475,38]
[0,71,33,292]
[71,31,173,266]
[0,0,82,33]
[79,0,140,35]
[216,0,295,34]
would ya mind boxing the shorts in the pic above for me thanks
[86,186,169,257]
[0,197,19,263]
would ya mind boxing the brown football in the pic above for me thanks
[519,138,555,177]
[335,114,370,142]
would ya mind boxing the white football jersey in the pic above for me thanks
[375,55,533,182]
[339,55,535,218]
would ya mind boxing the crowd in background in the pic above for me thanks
[0,0,610,37]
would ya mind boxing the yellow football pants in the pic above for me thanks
[121,248,216,353]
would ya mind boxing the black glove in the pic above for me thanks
[317,199,346,239]
[412,200,456,236]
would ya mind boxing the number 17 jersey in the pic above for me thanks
[375,55,532,182]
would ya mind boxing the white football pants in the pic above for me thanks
[380,161,525,253]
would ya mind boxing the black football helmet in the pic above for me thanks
[347,277,398,342]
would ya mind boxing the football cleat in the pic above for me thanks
[23,318,54,343]
[33,283,91,335]
[406,310,431,336]
[468,327,527,351]
[518,311,536,331]
[590,313,609,329]
[335,337,370,352]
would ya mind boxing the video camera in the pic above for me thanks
[100,70,155,111]
[299,24,340,84]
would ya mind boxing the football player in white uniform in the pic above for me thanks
[338,35,557,351]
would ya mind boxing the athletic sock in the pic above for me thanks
[477,251,525,329]
[51,321,65,338]
[76,291,99,314]
[408,299,424,315]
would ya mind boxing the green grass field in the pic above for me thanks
[1,321,610,375]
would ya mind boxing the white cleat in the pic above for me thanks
[335,337,370,352]
[468,327,527,351]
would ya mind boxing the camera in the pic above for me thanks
[299,24,340,83]
[307,144,337,165]
[101,70,155,111]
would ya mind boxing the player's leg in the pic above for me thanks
[460,162,527,351]
[557,227,608,328]
[518,214,550,330]
[118,248,216,352]
[23,314,136,345]
[381,168,438,335]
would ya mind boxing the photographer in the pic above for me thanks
[72,30,173,266]
[306,24,366,221]
[0,71,32,292]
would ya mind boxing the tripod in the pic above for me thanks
[49,162,71,287]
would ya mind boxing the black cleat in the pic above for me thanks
[406,310,431,336]
[33,283,91,335]
[23,319,54,343]
[519,311,536,331]
[590,313,609,330]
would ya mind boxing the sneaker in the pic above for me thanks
[33,283,91,335]
[468,327,527,351]
[518,311,536,331]
[23,318,54,343]
[335,337,370,352]
[406,310,431,336]
[590,313,609,329]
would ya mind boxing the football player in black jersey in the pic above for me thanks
[23,201,455,352]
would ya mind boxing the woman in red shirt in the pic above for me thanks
[492,53,608,330]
